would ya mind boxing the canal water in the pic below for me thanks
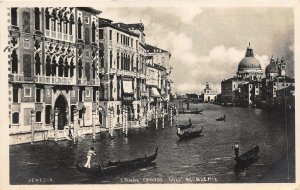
[10,103,295,184]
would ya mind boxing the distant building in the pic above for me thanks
[201,82,218,102]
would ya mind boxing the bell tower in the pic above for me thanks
[279,57,286,77]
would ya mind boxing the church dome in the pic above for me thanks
[265,58,279,74]
[238,46,262,71]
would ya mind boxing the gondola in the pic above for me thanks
[177,123,193,130]
[234,145,259,165]
[216,116,226,121]
[76,147,158,177]
[178,109,203,114]
[176,127,203,140]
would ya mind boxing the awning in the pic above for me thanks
[123,80,133,94]
[150,87,161,98]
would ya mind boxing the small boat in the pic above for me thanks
[76,147,158,177]
[234,145,259,165]
[216,115,226,121]
[177,123,193,130]
[178,109,203,114]
[176,127,203,140]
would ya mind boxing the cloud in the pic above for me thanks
[172,45,269,93]
[164,7,202,24]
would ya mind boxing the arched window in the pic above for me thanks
[12,112,19,124]
[46,55,51,76]
[64,59,69,77]
[36,111,41,122]
[11,8,17,26]
[70,59,74,77]
[121,53,123,70]
[85,62,90,81]
[51,57,57,76]
[58,57,64,77]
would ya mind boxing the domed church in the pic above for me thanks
[236,43,263,81]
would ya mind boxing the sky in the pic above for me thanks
[99,7,294,94]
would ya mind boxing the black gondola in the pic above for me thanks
[76,147,158,177]
[178,109,203,114]
[216,115,226,121]
[177,123,193,130]
[176,127,203,140]
[234,145,259,165]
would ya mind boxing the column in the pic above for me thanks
[73,107,78,144]
[162,109,165,129]
[175,105,178,126]
[122,106,125,134]
[30,109,35,145]
[145,106,148,128]
[155,101,158,130]
[125,108,128,137]
[92,107,96,142]
[109,107,114,139]
[54,108,59,142]
[170,106,173,127]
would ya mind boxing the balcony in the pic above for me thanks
[117,70,135,77]
[77,78,87,85]
[35,75,76,85]
[9,74,24,83]
[92,78,100,86]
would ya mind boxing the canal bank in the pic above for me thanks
[10,103,295,184]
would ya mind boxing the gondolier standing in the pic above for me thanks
[84,147,96,168]
[188,118,192,124]
[232,142,239,158]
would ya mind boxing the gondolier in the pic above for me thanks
[84,147,96,168]
[232,142,239,158]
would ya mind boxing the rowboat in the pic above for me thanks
[76,147,158,177]
[234,145,259,165]
[176,127,203,140]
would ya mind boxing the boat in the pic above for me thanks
[234,145,259,165]
[176,127,203,140]
[178,109,203,114]
[216,115,226,121]
[76,147,158,177]
[177,123,193,130]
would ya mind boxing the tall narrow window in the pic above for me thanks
[69,22,73,35]
[99,29,103,39]
[13,87,18,103]
[85,62,90,81]
[12,112,19,124]
[92,22,96,42]
[85,28,90,45]
[51,19,56,31]
[63,22,68,34]
[34,8,40,30]
[36,88,41,102]
[58,57,64,77]
[11,49,18,74]
[70,59,74,77]
[46,55,51,76]
[36,111,41,122]
[78,59,82,78]
[79,89,83,102]
[35,53,41,75]
[93,88,96,102]
[11,8,17,26]
[78,18,82,39]
[109,51,113,68]
[45,15,50,30]
[117,33,119,43]
[92,62,96,79]
[109,30,112,40]
[57,21,62,33]
[22,12,30,33]
[117,52,120,69]
[45,105,51,124]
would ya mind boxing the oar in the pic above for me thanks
[96,154,106,177]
